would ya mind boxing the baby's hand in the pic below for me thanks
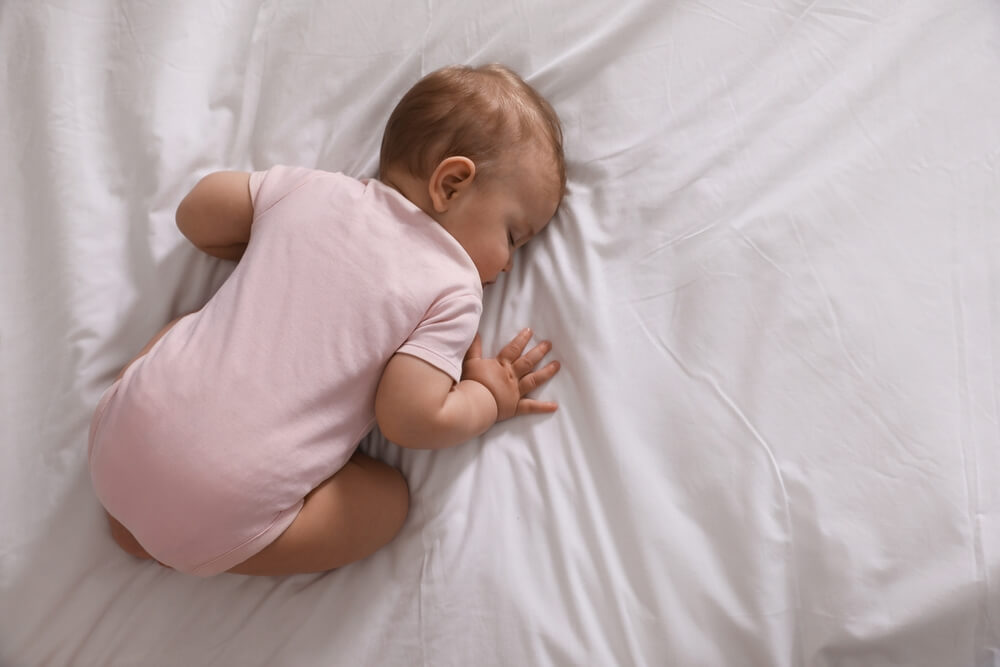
[461,328,561,421]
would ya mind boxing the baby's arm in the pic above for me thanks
[176,171,254,261]
[375,329,560,450]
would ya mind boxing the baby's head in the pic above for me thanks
[380,64,566,285]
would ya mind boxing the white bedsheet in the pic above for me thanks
[3,1,999,665]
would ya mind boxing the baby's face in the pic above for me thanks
[447,150,562,285]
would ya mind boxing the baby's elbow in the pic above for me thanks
[175,186,205,241]
[175,195,194,236]
[375,412,407,448]
[377,420,432,450]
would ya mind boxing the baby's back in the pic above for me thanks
[88,167,481,574]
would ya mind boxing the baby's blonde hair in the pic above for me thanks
[379,64,566,193]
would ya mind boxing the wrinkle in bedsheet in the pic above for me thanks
[949,215,997,655]
[632,307,806,647]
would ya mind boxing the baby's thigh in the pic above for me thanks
[227,452,409,576]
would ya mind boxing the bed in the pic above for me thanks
[2,0,999,665]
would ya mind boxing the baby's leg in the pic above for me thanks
[226,452,409,576]
[107,511,153,560]
[106,512,175,569]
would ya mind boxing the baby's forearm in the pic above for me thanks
[375,353,500,450]
[389,380,497,450]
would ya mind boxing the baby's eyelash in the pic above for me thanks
[508,232,515,246]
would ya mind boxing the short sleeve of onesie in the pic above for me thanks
[248,166,314,215]
[398,293,482,382]
[248,170,266,205]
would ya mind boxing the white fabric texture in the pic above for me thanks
[2,1,999,665]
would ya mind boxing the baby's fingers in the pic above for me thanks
[518,360,561,395]
[513,340,552,378]
[497,328,533,363]
[515,398,559,416]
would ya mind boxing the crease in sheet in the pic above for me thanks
[790,217,867,378]
[419,0,432,76]
[533,3,668,83]
[682,0,748,31]
[736,229,793,279]
[949,219,990,655]
[235,0,274,167]
[633,314,806,665]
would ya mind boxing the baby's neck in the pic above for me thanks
[380,170,435,220]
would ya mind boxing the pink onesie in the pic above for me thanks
[88,166,482,575]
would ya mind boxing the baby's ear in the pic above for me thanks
[428,156,476,212]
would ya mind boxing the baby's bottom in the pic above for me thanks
[103,313,410,574]
[108,450,409,575]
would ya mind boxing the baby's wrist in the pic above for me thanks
[463,379,500,424]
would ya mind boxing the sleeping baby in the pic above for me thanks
[88,64,566,576]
